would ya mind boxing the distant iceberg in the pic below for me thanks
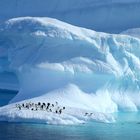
[121,28,140,39]
[0,17,140,124]
[1,0,140,33]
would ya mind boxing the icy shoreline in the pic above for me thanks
[0,102,115,125]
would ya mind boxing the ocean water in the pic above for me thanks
[0,120,140,140]
[0,90,140,140]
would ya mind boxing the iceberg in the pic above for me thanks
[0,17,140,124]
[121,28,140,39]
[1,0,140,33]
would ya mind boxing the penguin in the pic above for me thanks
[18,106,21,110]
[26,104,29,109]
[84,113,88,116]
[43,103,46,106]
[59,109,62,114]
[41,105,44,110]
[22,103,24,108]
[63,107,65,110]
[55,102,58,106]
[46,103,50,110]
[38,102,41,106]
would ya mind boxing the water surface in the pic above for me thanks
[0,120,140,140]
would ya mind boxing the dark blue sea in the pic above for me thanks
[0,90,140,140]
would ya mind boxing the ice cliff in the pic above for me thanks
[0,17,140,124]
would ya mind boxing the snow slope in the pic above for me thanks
[0,17,140,124]
[1,0,140,33]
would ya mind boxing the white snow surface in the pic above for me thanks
[0,17,140,124]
